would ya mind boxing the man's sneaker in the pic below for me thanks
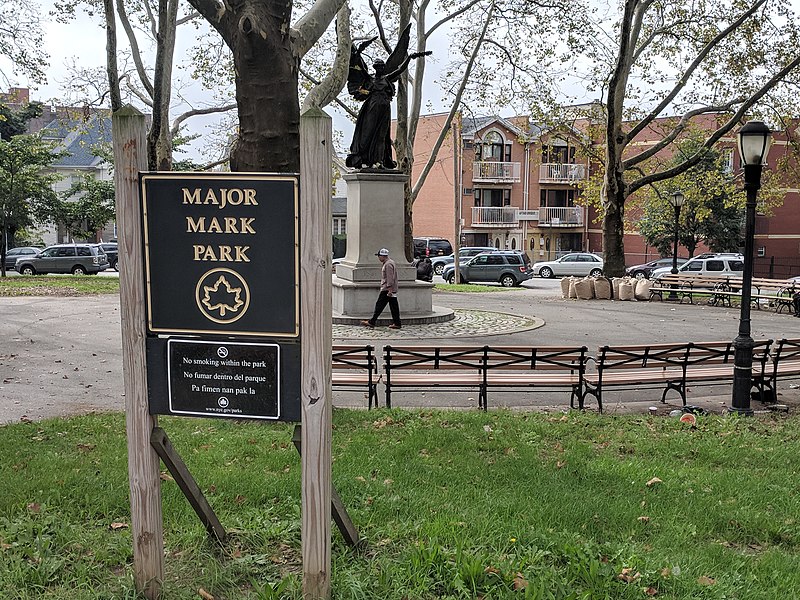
[360,320,374,328]
[388,324,402,330]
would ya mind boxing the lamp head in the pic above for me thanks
[670,191,685,208]
[737,120,773,166]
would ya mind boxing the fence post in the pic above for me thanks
[299,107,333,599]
[113,105,164,599]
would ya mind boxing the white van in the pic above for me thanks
[651,253,744,279]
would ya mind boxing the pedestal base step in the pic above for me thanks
[333,306,455,326]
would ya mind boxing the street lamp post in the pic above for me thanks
[668,191,685,301]
[731,120,773,415]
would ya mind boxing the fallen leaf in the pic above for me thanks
[198,588,215,599]
[638,516,650,523]
[646,477,662,487]
[27,502,41,513]
[645,586,658,596]
[556,460,566,469]
[513,573,528,590]
[110,522,129,530]
[617,567,640,583]
[355,476,366,482]
[484,566,500,575]
[483,425,493,433]
[160,472,174,482]
[660,568,671,578]
[697,576,715,586]
[235,495,246,505]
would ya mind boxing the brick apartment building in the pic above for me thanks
[408,111,800,273]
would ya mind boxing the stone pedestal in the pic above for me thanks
[332,171,453,324]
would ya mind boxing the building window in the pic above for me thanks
[503,189,511,206]
[463,140,474,149]
[721,148,734,175]
[540,188,576,207]
[474,189,481,206]
[542,142,575,164]
[757,246,766,257]
[333,217,346,235]
[480,131,504,161]
[463,188,473,196]
[504,143,512,162]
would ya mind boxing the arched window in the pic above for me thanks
[481,131,504,161]
[511,238,516,250]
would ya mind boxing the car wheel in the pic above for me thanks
[590,268,603,277]
[500,274,516,287]
[72,265,87,275]
[112,259,119,272]
[447,273,456,284]
[20,265,35,276]
[434,263,444,275]
[634,270,647,280]
[539,266,554,279]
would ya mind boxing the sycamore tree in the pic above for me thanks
[0,135,63,276]
[0,0,48,85]
[560,0,800,276]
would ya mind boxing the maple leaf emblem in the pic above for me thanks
[201,275,245,316]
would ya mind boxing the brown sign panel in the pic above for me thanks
[140,172,299,337]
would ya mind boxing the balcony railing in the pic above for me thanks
[539,206,584,227]
[539,163,586,183]
[473,161,521,183]
[471,206,519,227]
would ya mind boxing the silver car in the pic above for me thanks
[532,253,604,278]
[15,243,110,275]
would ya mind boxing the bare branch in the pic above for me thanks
[115,0,154,97]
[198,157,230,171]
[142,0,159,39]
[424,0,482,41]
[170,104,237,137]
[624,100,745,168]
[301,67,358,117]
[103,0,122,111]
[412,2,495,200]
[628,54,800,194]
[176,10,201,26]
[302,4,352,112]
[626,0,768,142]
[369,0,392,53]
[292,0,347,58]
[123,73,154,106]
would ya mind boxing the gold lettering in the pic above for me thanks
[227,189,243,206]
[182,188,200,204]
[193,245,204,260]
[204,189,219,205]
[239,217,256,234]
[244,188,258,205]
[186,216,205,233]
[224,217,238,233]
[219,246,233,261]
[235,246,250,262]
[207,217,223,234]
[202,246,217,261]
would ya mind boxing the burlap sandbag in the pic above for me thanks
[594,277,612,300]
[568,277,577,299]
[560,277,571,298]
[618,280,635,301]
[635,278,653,300]
[611,277,624,299]
[575,277,595,300]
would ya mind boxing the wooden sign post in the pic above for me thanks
[299,107,333,599]
[113,105,164,599]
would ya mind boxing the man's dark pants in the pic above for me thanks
[369,290,401,326]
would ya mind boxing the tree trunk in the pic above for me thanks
[229,13,299,172]
[602,171,626,277]
[147,0,179,171]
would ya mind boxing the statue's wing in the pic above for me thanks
[385,23,412,74]
[347,45,372,101]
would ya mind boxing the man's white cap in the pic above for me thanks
[376,248,390,256]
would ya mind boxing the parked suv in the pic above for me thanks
[100,243,119,271]
[651,253,744,279]
[413,237,453,259]
[16,243,110,275]
[430,246,496,275]
[442,251,533,287]
[4,246,42,270]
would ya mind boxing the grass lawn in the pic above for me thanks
[434,283,516,293]
[0,275,120,296]
[1,409,799,598]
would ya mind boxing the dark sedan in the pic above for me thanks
[626,257,688,279]
[4,246,42,270]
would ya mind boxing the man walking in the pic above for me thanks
[361,248,402,329]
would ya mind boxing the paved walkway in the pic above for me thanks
[2,279,800,423]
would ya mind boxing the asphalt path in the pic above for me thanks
[2,276,799,424]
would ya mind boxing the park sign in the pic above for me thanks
[140,172,301,421]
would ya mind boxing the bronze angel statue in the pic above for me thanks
[345,25,431,169]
